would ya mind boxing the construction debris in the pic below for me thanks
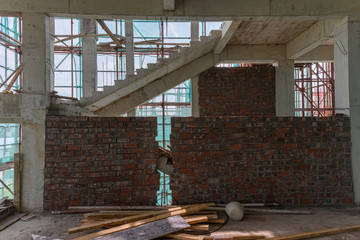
[67,203,265,240]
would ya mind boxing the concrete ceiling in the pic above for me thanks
[229,20,318,45]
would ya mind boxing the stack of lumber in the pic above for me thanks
[68,203,264,240]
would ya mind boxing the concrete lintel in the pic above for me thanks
[220,44,286,63]
[1,0,360,19]
[214,21,241,54]
[286,18,346,59]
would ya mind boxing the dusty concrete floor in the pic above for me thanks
[1,207,360,240]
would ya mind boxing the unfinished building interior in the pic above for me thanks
[1,0,360,239]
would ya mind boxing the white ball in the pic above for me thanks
[225,201,244,221]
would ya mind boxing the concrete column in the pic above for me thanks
[49,17,55,92]
[81,19,97,98]
[191,21,199,41]
[334,19,360,203]
[21,13,51,212]
[191,76,200,117]
[275,59,295,116]
[125,20,134,76]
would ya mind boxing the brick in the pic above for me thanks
[171,116,352,206]
[45,116,158,211]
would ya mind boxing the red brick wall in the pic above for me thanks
[45,116,159,211]
[170,116,353,205]
[199,66,275,116]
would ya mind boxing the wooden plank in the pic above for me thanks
[167,233,205,240]
[70,205,201,234]
[93,215,189,240]
[190,224,209,231]
[184,216,209,225]
[72,203,211,240]
[13,153,21,212]
[4,65,22,91]
[84,210,164,219]
[96,20,123,48]
[266,224,360,240]
[0,161,14,172]
[69,205,177,211]
[21,214,36,222]
[204,236,265,240]
[0,196,8,205]
[245,209,312,215]
[0,212,27,231]
[207,218,226,224]
[0,179,13,195]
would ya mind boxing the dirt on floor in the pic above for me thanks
[1,206,360,240]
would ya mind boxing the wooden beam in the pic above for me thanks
[72,203,211,240]
[214,21,241,54]
[13,153,21,211]
[0,65,21,89]
[4,65,22,91]
[267,224,360,240]
[96,19,123,48]
[0,179,13,195]
[0,161,14,172]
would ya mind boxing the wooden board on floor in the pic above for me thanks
[0,212,27,231]
[93,215,190,240]
[266,224,360,240]
[72,204,211,240]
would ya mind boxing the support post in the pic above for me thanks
[21,13,51,212]
[275,59,295,116]
[125,20,134,77]
[81,19,97,97]
[49,17,55,92]
[334,19,360,203]
[191,21,199,41]
[14,153,21,212]
[191,76,200,117]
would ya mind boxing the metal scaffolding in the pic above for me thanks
[294,62,335,117]
[0,16,22,92]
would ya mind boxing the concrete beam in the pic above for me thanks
[214,21,241,54]
[295,45,334,63]
[94,52,219,116]
[286,18,346,59]
[163,0,175,11]
[220,44,286,63]
[0,0,360,19]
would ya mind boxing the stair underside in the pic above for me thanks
[80,31,222,116]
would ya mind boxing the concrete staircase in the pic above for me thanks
[80,30,222,116]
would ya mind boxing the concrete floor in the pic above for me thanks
[1,207,360,240]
